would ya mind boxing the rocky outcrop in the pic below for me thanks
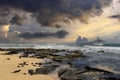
[58,66,120,80]
[28,64,59,75]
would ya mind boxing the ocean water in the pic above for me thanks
[0,43,120,74]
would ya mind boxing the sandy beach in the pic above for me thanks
[0,51,57,80]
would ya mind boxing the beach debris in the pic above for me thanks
[12,69,21,73]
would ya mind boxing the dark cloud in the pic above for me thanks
[0,0,113,43]
[0,0,113,26]
[110,15,120,20]
[19,30,69,39]
[10,14,27,25]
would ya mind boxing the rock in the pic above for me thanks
[35,62,42,65]
[60,69,76,80]
[85,66,114,74]
[58,68,68,77]
[35,68,46,74]
[6,58,10,60]
[34,65,59,74]
[28,54,36,58]
[33,64,37,67]
[98,50,105,53]
[18,52,25,58]
[52,58,63,63]
[66,52,85,58]
[6,51,17,55]
[99,74,120,80]
[18,61,28,67]
[100,78,120,80]
[58,68,89,80]
[23,61,27,65]
[12,69,21,73]
[23,73,27,75]
[17,65,20,68]
[28,69,34,75]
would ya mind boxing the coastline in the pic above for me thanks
[0,48,120,80]
[0,51,58,80]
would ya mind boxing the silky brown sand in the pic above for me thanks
[0,51,58,80]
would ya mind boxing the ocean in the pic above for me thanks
[0,43,120,50]
[0,43,120,74]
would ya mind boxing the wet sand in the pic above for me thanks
[0,51,57,80]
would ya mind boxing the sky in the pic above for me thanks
[0,0,120,43]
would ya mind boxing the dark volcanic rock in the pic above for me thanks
[36,53,46,59]
[85,66,114,74]
[34,65,59,74]
[60,69,77,80]
[52,58,63,63]
[28,69,34,75]
[6,51,17,55]
[12,69,21,73]
[6,58,10,60]
[35,68,47,74]
[58,66,119,80]
[58,68,89,80]
[66,51,85,58]
[58,68,68,77]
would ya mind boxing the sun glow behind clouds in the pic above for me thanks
[79,17,119,37]
[67,16,120,42]
[67,0,120,42]
[0,24,11,38]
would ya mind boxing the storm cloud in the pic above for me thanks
[19,30,69,39]
[110,15,120,20]
[0,0,115,43]
[0,0,113,26]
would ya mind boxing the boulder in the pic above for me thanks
[58,68,68,77]
[6,51,17,55]
[28,69,34,75]
[34,65,59,74]
[60,69,76,80]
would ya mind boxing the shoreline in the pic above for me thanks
[0,48,120,80]
[0,51,59,80]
